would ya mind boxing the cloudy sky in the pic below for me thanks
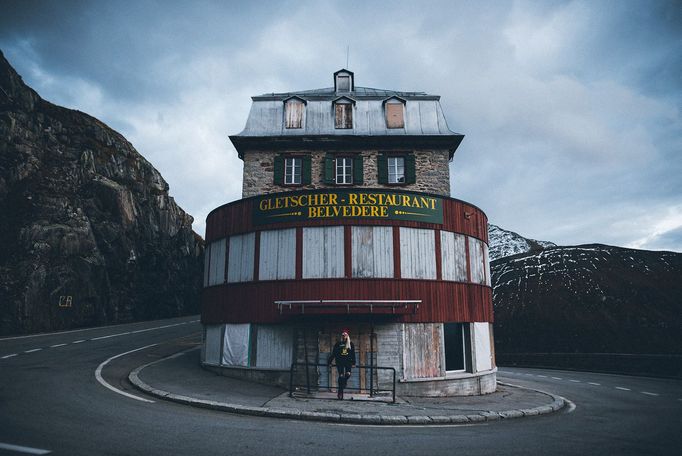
[1,0,680,252]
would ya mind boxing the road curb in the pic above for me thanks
[129,353,572,426]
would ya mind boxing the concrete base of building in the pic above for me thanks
[397,369,497,397]
[202,363,291,389]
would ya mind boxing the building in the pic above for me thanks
[201,69,495,396]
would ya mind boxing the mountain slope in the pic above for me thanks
[0,51,203,335]
[488,224,555,261]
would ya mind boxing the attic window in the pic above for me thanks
[385,101,405,128]
[284,98,304,129]
[335,100,353,129]
[337,75,350,92]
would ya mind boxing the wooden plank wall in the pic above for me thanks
[403,323,442,379]
[203,242,211,287]
[228,233,255,283]
[468,237,485,285]
[208,238,226,286]
[258,228,296,280]
[473,322,492,372]
[483,243,491,287]
[399,227,436,279]
[351,226,393,278]
[441,231,467,282]
[254,324,294,368]
[204,325,223,365]
[302,226,344,278]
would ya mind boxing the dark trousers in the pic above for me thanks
[336,365,352,391]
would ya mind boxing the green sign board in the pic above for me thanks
[253,189,443,225]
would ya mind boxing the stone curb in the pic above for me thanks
[129,354,571,426]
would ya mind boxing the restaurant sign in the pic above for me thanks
[253,189,443,225]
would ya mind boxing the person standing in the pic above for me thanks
[328,329,356,400]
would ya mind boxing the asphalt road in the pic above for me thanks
[1,316,681,456]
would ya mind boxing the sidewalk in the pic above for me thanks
[129,344,569,425]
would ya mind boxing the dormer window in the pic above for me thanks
[384,97,406,129]
[333,96,355,129]
[284,96,306,129]
[334,69,354,94]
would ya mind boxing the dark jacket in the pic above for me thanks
[328,340,356,369]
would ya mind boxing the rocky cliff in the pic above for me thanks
[0,51,203,335]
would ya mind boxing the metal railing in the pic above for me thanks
[289,362,397,403]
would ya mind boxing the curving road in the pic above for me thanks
[1,317,681,455]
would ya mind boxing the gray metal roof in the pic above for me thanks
[253,86,437,101]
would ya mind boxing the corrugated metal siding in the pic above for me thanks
[468,237,485,284]
[258,228,296,280]
[255,325,293,369]
[403,323,442,379]
[351,226,393,278]
[440,231,467,282]
[204,325,223,365]
[473,322,492,372]
[208,238,226,286]
[302,226,345,278]
[400,227,436,279]
[227,233,255,283]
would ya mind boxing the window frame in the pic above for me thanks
[335,156,353,185]
[384,101,405,129]
[284,98,305,129]
[443,322,468,373]
[284,156,302,185]
[387,156,406,184]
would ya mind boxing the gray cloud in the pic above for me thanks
[1,0,680,251]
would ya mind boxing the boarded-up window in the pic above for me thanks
[472,322,492,372]
[285,100,304,129]
[259,229,296,280]
[335,103,353,129]
[468,237,485,284]
[207,238,226,286]
[337,75,350,92]
[403,323,442,379]
[351,226,394,278]
[222,324,250,367]
[203,325,223,365]
[441,231,467,282]
[255,325,293,369]
[302,226,344,278]
[385,102,404,128]
[400,227,436,279]
[227,233,255,283]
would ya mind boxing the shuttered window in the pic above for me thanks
[385,102,404,128]
[335,103,352,129]
[275,155,310,186]
[388,157,405,183]
[378,154,415,185]
[284,157,301,184]
[335,157,352,184]
[284,100,304,129]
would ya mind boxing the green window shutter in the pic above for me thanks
[273,154,284,185]
[353,154,363,184]
[405,154,416,184]
[324,154,335,184]
[301,155,311,185]
[377,154,388,184]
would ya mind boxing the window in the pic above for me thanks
[335,102,353,129]
[284,157,301,184]
[284,99,304,129]
[388,157,405,183]
[337,75,350,92]
[335,157,353,184]
[444,323,467,372]
[385,102,404,128]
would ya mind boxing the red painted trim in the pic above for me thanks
[392,226,401,279]
[253,231,261,281]
[344,225,352,278]
[201,279,493,325]
[295,227,303,280]
[435,229,442,281]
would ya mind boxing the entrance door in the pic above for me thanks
[318,323,377,394]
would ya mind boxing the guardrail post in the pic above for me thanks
[289,362,295,397]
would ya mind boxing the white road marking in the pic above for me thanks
[641,392,659,396]
[552,377,562,380]
[95,343,158,403]
[1,353,18,359]
[569,380,581,383]
[24,348,42,353]
[615,387,631,391]
[91,332,131,341]
[588,382,601,386]
[0,442,51,454]
[72,340,86,344]
[50,343,67,348]
[537,375,547,378]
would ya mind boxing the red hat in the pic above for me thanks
[341,329,350,335]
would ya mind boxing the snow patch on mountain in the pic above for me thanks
[488,224,556,261]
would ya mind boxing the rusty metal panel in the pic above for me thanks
[468,236,485,284]
[259,228,296,280]
[385,103,404,128]
[441,231,467,282]
[227,233,255,283]
[400,227,436,279]
[351,226,394,278]
[255,324,293,368]
[335,103,352,129]
[403,323,442,379]
[303,226,344,278]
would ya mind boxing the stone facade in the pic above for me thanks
[241,149,451,198]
